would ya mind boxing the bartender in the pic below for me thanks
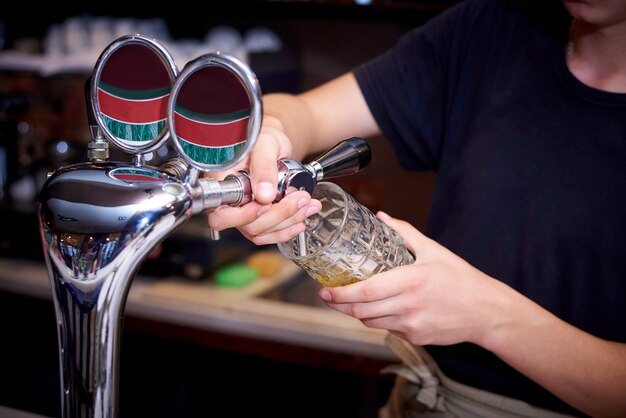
[207,0,626,417]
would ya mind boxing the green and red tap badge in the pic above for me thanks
[97,43,171,145]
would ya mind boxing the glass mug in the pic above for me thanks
[277,181,415,287]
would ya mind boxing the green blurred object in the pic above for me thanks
[214,263,258,287]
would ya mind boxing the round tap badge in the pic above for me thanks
[97,43,171,147]
[172,65,250,165]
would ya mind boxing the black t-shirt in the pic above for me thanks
[354,0,626,415]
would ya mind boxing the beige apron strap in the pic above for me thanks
[380,333,582,418]
[381,332,446,412]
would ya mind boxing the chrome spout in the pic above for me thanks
[38,162,191,418]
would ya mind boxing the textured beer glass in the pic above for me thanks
[277,181,415,287]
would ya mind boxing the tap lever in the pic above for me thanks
[276,136,371,198]
[306,137,371,181]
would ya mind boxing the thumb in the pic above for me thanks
[377,211,430,260]
[248,136,281,204]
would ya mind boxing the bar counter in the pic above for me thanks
[0,255,395,360]
[0,254,398,416]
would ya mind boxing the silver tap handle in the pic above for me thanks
[195,173,249,241]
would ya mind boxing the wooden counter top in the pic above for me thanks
[0,255,396,361]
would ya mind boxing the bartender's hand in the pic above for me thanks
[318,211,525,347]
[206,115,321,245]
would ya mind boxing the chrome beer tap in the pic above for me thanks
[37,34,371,418]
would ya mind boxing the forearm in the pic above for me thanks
[262,93,322,160]
[483,286,626,417]
[262,72,381,160]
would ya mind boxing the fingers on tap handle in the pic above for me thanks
[249,159,280,204]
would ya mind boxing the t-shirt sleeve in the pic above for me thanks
[353,0,480,172]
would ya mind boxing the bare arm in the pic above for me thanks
[485,293,626,418]
[258,72,380,165]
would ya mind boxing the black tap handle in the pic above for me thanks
[311,137,371,179]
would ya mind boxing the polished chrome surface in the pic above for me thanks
[38,162,191,418]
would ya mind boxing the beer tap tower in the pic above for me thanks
[36,34,371,418]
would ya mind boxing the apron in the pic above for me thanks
[379,333,581,418]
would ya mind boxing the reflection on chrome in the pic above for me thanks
[39,162,191,418]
